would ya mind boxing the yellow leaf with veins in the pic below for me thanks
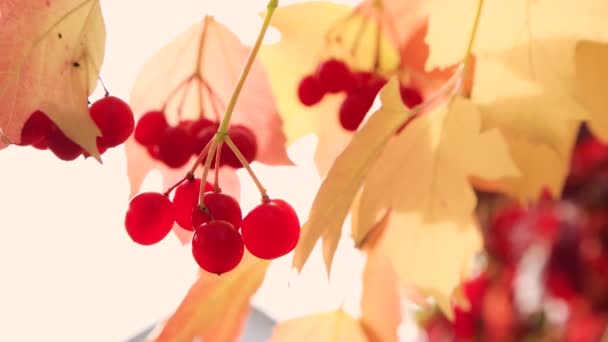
[354,97,517,314]
[292,79,410,274]
[426,0,608,200]
[0,0,105,159]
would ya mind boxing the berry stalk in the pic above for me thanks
[225,136,268,201]
[198,138,218,206]
[461,0,484,95]
[215,0,279,136]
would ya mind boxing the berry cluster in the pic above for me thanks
[18,96,134,160]
[421,126,608,341]
[297,58,423,131]
[124,177,300,274]
[134,111,257,169]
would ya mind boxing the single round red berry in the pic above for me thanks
[158,126,194,168]
[399,85,424,108]
[47,126,83,161]
[339,93,374,131]
[241,199,300,259]
[222,125,257,168]
[192,123,218,158]
[90,96,135,147]
[172,178,213,230]
[297,74,326,106]
[317,58,354,93]
[192,220,244,275]
[20,110,53,146]
[134,110,168,146]
[124,192,175,245]
[192,191,242,230]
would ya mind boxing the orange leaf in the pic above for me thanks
[360,251,401,342]
[0,0,105,159]
[153,254,270,342]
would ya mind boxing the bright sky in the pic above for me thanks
[0,1,380,341]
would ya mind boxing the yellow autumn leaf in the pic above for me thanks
[353,97,517,314]
[372,212,482,316]
[360,250,401,342]
[292,78,410,274]
[269,310,369,342]
[0,0,105,159]
[260,1,400,173]
[153,255,270,342]
[354,96,518,244]
[426,0,608,200]
[575,40,608,142]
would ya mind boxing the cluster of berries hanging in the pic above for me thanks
[422,125,608,342]
[18,96,134,160]
[295,4,424,132]
[125,175,300,274]
[134,111,258,170]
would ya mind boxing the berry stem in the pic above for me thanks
[213,140,223,192]
[163,172,194,197]
[195,17,211,115]
[198,138,218,207]
[188,137,214,175]
[200,77,225,121]
[162,75,195,112]
[224,136,268,201]
[461,0,484,96]
[98,76,109,97]
[215,0,279,136]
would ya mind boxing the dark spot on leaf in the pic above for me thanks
[73,61,80,68]
[58,33,62,39]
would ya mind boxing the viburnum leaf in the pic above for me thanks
[426,0,608,199]
[152,254,270,342]
[354,96,518,245]
[360,250,401,342]
[369,212,482,317]
[0,0,105,159]
[292,79,410,274]
[260,1,400,174]
[575,40,608,142]
[269,310,368,342]
[353,97,517,314]
[127,16,290,242]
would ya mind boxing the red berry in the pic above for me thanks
[192,123,218,158]
[399,85,424,108]
[339,92,374,131]
[241,199,300,259]
[47,126,83,161]
[171,178,213,230]
[297,74,325,106]
[353,71,386,95]
[158,126,194,168]
[124,192,175,245]
[20,110,53,146]
[147,144,161,160]
[192,220,244,275]
[90,96,135,147]
[189,117,215,137]
[222,125,257,168]
[192,191,242,230]
[317,58,354,93]
[134,110,168,146]
[32,138,49,150]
